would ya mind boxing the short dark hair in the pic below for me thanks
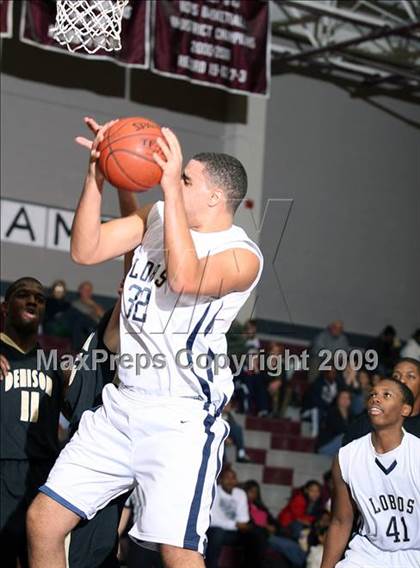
[394,358,420,374]
[4,277,44,302]
[380,377,415,410]
[192,152,247,213]
[303,480,321,492]
[383,325,396,337]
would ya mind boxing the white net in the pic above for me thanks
[52,0,129,54]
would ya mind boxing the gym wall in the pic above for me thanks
[258,73,420,339]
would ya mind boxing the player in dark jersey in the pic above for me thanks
[0,277,64,568]
[0,277,124,568]
[342,358,420,445]
[63,304,131,568]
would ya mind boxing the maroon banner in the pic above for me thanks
[0,0,13,38]
[20,0,149,67]
[152,0,270,96]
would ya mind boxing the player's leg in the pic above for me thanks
[129,397,229,568]
[27,385,135,567]
[27,493,81,568]
[0,459,54,568]
[67,492,129,568]
[1,460,30,568]
[160,545,203,568]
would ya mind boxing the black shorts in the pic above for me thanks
[0,459,54,568]
[68,492,129,568]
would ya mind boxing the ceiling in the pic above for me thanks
[271,0,420,102]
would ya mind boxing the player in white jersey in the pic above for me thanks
[27,120,263,568]
[321,378,420,568]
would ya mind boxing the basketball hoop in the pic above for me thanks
[52,0,129,54]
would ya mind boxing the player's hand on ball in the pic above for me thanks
[87,120,118,183]
[153,127,183,193]
[75,116,102,151]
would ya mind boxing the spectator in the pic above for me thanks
[243,480,277,534]
[317,390,352,456]
[244,480,306,567]
[243,319,260,351]
[206,467,263,568]
[278,481,322,540]
[222,401,251,463]
[70,281,105,350]
[226,319,248,359]
[302,368,345,437]
[349,368,372,416]
[367,325,400,376]
[306,526,328,568]
[309,321,350,381]
[44,280,71,337]
[371,372,383,385]
[265,341,286,417]
[237,350,270,416]
[401,329,420,361]
[342,361,357,390]
[72,280,105,323]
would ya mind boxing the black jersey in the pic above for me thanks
[64,308,126,568]
[65,309,116,435]
[342,410,420,446]
[0,340,64,460]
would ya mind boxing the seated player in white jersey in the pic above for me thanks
[27,121,264,568]
[321,378,420,568]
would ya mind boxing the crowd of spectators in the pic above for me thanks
[38,279,105,352]
[118,465,333,568]
[226,318,420,460]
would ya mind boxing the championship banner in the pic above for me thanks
[151,0,270,96]
[20,0,149,67]
[0,0,13,38]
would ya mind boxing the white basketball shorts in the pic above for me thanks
[40,383,229,554]
[336,534,420,568]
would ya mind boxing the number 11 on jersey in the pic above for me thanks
[20,390,40,422]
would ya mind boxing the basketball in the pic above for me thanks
[98,117,164,192]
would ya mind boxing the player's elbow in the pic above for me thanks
[71,249,90,265]
[330,514,353,530]
[70,246,96,265]
[168,277,200,296]
[167,276,186,295]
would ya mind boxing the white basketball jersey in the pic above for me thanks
[338,431,420,552]
[118,201,263,408]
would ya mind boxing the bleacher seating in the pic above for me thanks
[227,413,332,516]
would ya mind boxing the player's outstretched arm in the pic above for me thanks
[71,118,152,265]
[320,457,354,568]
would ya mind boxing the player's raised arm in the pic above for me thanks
[71,118,152,265]
[153,128,261,297]
[320,457,354,568]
